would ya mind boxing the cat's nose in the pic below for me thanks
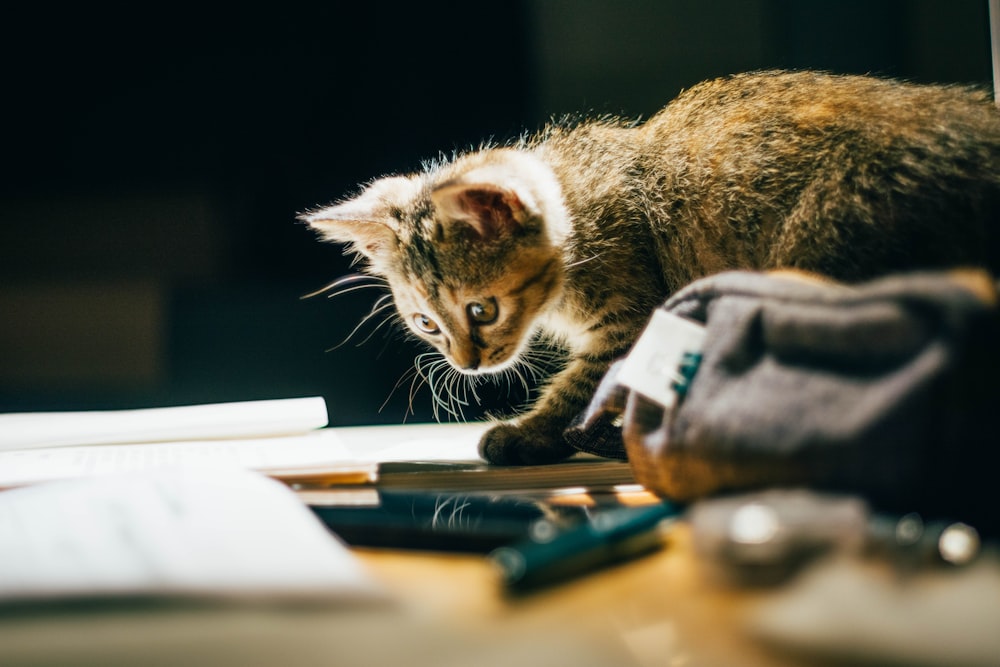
[453,347,481,371]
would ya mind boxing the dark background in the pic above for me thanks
[0,1,993,426]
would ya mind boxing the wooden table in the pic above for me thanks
[3,500,996,666]
[354,523,807,667]
[0,522,805,667]
[354,520,1000,667]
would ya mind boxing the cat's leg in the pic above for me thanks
[478,348,619,465]
[479,354,607,464]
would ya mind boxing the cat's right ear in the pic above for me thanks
[300,176,417,268]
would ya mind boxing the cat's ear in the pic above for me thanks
[430,181,532,242]
[302,205,396,261]
[301,176,418,265]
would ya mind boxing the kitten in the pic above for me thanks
[302,70,1000,466]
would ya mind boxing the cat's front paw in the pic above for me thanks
[478,422,574,465]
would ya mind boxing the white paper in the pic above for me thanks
[0,397,330,452]
[0,467,386,603]
[0,431,358,488]
[333,421,490,463]
[0,422,491,489]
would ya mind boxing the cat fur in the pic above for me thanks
[303,70,1000,465]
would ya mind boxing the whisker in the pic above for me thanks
[408,359,433,417]
[354,310,400,347]
[457,373,474,421]
[443,372,460,422]
[300,273,387,300]
[443,375,465,422]
[324,282,391,300]
[456,376,469,418]
[448,374,471,409]
[564,253,602,270]
[499,368,515,400]
[435,366,465,422]
[380,365,420,415]
[421,357,452,421]
[368,292,395,311]
[400,337,567,423]
[452,372,472,422]
[519,355,553,384]
[511,365,531,398]
[467,374,483,407]
[326,300,397,351]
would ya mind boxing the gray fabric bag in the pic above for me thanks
[567,269,999,534]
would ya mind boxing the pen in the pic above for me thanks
[489,501,680,591]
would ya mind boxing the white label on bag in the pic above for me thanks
[617,310,707,409]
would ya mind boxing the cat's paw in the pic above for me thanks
[478,422,575,465]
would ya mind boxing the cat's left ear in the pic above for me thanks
[301,176,418,269]
[430,182,533,242]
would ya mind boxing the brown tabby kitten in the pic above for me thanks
[303,70,1000,466]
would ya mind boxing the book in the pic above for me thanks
[0,398,634,492]
[368,458,635,491]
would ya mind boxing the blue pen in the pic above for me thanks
[489,501,680,591]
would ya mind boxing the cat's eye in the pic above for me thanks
[412,313,440,334]
[466,298,498,325]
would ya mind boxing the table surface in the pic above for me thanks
[353,523,806,667]
[0,521,801,667]
[3,516,998,666]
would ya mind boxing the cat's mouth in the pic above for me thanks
[448,348,520,376]
[439,330,537,377]
[451,358,513,376]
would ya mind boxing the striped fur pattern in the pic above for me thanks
[304,70,1000,465]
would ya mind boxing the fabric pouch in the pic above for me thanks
[566,269,999,533]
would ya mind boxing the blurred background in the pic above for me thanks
[0,0,993,425]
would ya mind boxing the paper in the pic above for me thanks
[0,421,492,489]
[0,431,367,488]
[334,421,491,463]
[0,467,386,604]
[0,396,330,452]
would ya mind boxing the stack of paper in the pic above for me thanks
[0,397,375,488]
[0,397,634,491]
